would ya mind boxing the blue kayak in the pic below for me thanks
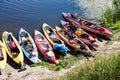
[18,28,38,63]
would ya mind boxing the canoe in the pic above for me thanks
[18,28,38,63]
[2,31,24,67]
[34,29,57,64]
[61,20,99,47]
[42,23,64,45]
[55,26,94,57]
[0,41,7,75]
[62,12,113,38]
[42,23,69,55]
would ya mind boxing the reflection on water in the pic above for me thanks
[0,0,112,37]
[70,0,112,19]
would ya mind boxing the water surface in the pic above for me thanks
[0,0,112,37]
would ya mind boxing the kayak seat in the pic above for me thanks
[0,56,4,60]
[64,32,73,40]
[21,32,28,38]
[40,43,49,50]
[46,30,51,34]
[80,34,89,38]
[46,26,52,32]
[46,26,54,35]
[80,44,86,50]
[46,51,54,57]
[26,42,33,52]
[83,21,89,25]
[36,34,44,41]
[78,18,84,22]
[50,33,60,42]
[73,39,86,50]
[73,38,84,48]
[10,46,19,57]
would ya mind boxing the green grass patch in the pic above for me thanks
[111,21,120,33]
[30,55,80,71]
[60,52,120,80]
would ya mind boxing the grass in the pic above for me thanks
[60,52,120,80]
[110,20,120,41]
[98,0,120,33]
[30,54,81,71]
[99,6,113,28]
[111,21,120,33]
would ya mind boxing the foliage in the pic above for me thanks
[111,21,120,32]
[30,55,79,71]
[60,52,120,80]
[112,0,120,22]
[99,0,120,32]
[100,6,113,27]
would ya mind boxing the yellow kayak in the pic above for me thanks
[55,26,94,57]
[2,31,24,67]
[42,23,64,45]
[0,40,7,75]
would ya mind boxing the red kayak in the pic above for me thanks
[34,29,57,64]
[62,12,113,38]
[61,20,98,47]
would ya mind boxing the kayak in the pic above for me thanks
[61,20,99,47]
[0,41,7,75]
[62,12,113,38]
[42,23,64,45]
[55,26,94,57]
[2,31,24,67]
[18,28,38,63]
[34,29,57,64]
[42,23,69,55]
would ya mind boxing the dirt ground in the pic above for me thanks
[0,34,120,80]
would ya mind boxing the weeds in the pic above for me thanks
[99,0,120,33]
[61,52,120,80]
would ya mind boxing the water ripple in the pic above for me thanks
[0,0,111,36]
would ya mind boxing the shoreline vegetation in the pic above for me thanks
[99,0,120,32]
[60,51,120,80]
[30,54,82,71]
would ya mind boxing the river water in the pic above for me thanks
[0,0,112,37]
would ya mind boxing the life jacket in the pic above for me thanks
[75,28,84,35]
